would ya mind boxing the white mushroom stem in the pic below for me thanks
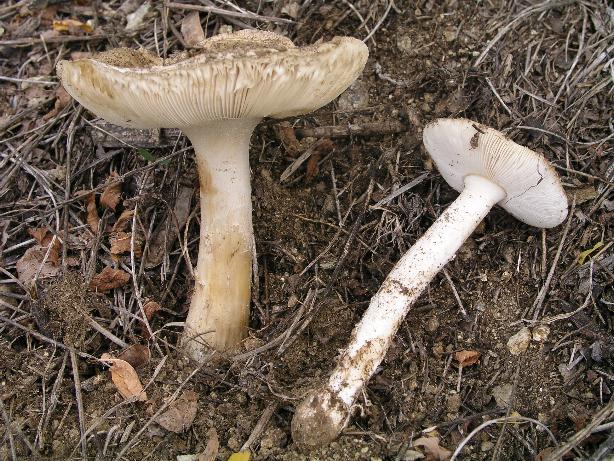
[181,118,259,359]
[292,174,506,446]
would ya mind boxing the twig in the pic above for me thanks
[295,120,407,139]
[164,1,292,24]
[70,350,87,459]
[529,196,576,319]
[240,403,277,451]
[545,397,614,460]
[450,415,558,461]
[443,269,467,317]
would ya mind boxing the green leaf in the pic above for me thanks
[137,148,155,162]
[578,241,604,265]
[228,452,251,461]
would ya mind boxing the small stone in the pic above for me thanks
[397,34,413,53]
[443,29,457,42]
[446,393,461,413]
[481,441,494,452]
[507,327,531,355]
[532,325,550,342]
[398,450,425,461]
[558,363,575,383]
[227,435,241,451]
[426,317,439,332]
[337,80,369,111]
[260,427,286,450]
[287,294,299,308]
[492,383,514,407]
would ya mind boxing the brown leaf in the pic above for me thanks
[413,436,452,461]
[118,344,150,369]
[76,191,100,232]
[143,300,161,321]
[454,350,480,368]
[28,227,49,245]
[110,231,141,257]
[275,122,301,157]
[27,227,60,264]
[534,447,555,461]
[89,267,130,293]
[199,428,219,461]
[100,353,147,401]
[156,390,198,433]
[52,18,93,34]
[112,209,134,234]
[16,245,61,288]
[306,139,334,180]
[304,152,319,180]
[181,11,205,47]
[100,172,122,211]
[42,86,71,121]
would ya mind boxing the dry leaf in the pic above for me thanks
[181,11,205,46]
[454,350,480,368]
[275,122,301,157]
[144,186,193,268]
[101,353,147,401]
[125,2,151,31]
[76,190,100,232]
[534,447,555,461]
[110,231,141,257]
[27,227,61,264]
[198,428,219,461]
[43,86,71,121]
[306,139,333,180]
[89,267,130,293]
[28,227,49,245]
[156,390,198,433]
[112,209,134,233]
[413,436,452,461]
[281,2,300,19]
[52,18,94,34]
[100,172,122,211]
[118,344,150,369]
[16,245,61,288]
[143,300,161,321]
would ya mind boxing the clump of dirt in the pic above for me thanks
[36,272,96,347]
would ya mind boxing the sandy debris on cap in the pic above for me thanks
[95,47,162,68]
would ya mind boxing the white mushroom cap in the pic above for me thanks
[423,118,568,228]
[57,29,368,129]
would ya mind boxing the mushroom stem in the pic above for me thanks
[181,118,259,359]
[291,174,506,447]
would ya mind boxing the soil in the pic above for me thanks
[0,0,612,460]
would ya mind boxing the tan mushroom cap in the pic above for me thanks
[57,29,368,129]
[423,118,568,228]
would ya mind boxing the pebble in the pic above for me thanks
[481,441,495,452]
[446,393,461,413]
[426,317,439,332]
[507,327,531,355]
[337,80,369,111]
[492,383,514,408]
[532,325,550,342]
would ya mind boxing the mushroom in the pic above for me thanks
[58,30,368,359]
[291,118,568,447]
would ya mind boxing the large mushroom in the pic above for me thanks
[58,30,368,360]
[291,118,569,447]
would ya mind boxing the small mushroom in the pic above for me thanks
[58,30,368,359]
[291,118,568,447]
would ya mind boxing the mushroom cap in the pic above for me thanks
[57,30,368,129]
[423,118,568,228]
